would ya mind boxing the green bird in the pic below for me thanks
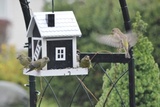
[17,54,31,68]
[80,55,92,69]
[96,28,137,58]
[26,57,50,73]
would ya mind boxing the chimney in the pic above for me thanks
[46,13,55,27]
[46,0,55,27]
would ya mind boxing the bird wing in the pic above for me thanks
[32,60,41,68]
[27,57,31,62]
[96,35,123,48]
[36,58,49,70]
[39,60,47,69]
[26,59,42,72]
[126,32,138,47]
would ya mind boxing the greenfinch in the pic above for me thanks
[17,54,31,68]
[26,57,50,73]
[96,28,137,58]
[80,55,92,69]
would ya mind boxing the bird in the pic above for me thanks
[77,49,80,62]
[80,55,92,69]
[96,28,137,58]
[26,57,50,73]
[17,54,31,68]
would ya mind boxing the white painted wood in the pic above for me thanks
[72,37,79,67]
[23,68,88,77]
[45,37,73,41]
[42,39,47,69]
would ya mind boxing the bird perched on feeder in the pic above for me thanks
[17,54,31,68]
[26,57,50,73]
[96,28,137,58]
[80,55,92,69]
[76,49,80,62]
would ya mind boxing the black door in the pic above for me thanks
[47,40,73,69]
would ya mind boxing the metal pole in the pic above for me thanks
[19,0,31,29]
[119,0,135,107]
[52,0,54,12]
[119,0,131,30]
[19,0,37,107]
[128,50,135,107]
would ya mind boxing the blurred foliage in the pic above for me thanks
[96,12,160,107]
[0,44,28,85]
[39,98,57,107]
[126,0,160,66]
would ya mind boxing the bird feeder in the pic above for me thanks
[23,11,88,76]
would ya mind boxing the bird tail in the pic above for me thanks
[26,65,34,73]
[26,69,31,73]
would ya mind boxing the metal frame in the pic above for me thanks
[19,0,36,107]
[19,0,135,107]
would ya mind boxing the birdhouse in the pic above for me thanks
[24,11,88,76]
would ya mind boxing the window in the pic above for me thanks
[55,47,66,61]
